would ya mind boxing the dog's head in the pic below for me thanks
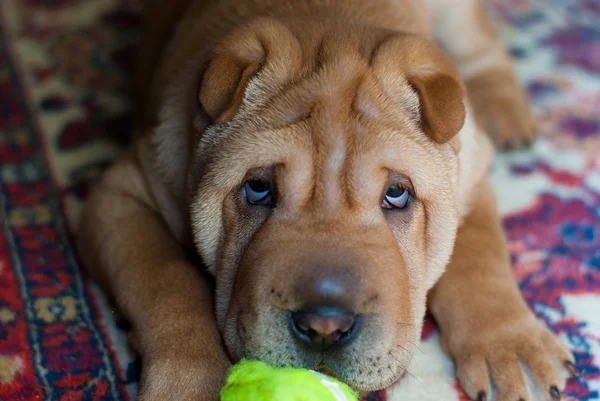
[188,19,465,390]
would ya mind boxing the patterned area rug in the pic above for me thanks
[0,0,599,400]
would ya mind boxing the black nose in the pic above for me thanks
[291,306,358,347]
[291,269,360,347]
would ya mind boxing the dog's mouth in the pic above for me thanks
[317,363,408,393]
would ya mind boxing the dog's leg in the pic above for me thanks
[428,180,573,401]
[427,0,537,148]
[77,153,229,401]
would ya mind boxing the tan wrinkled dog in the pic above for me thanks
[77,0,575,400]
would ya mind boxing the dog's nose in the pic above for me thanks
[290,270,360,346]
[291,306,357,346]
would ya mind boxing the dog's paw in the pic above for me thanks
[466,70,538,150]
[445,316,575,401]
[136,357,228,401]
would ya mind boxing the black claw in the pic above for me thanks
[565,360,580,377]
[476,391,486,401]
[518,398,526,401]
[550,385,561,400]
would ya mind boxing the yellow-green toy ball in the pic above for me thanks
[220,359,359,401]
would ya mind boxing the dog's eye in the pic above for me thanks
[382,185,410,209]
[244,180,273,206]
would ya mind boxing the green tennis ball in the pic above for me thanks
[220,359,359,401]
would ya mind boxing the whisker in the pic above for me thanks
[389,349,424,389]
[397,343,415,362]
[406,340,425,354]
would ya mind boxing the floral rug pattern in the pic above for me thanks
[0,0,598,400]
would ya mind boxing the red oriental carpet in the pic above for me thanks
[0,0,599,400]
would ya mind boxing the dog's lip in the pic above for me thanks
[368,368,407,392]
[317,365,408,393]
[393,370,407,385]
[316,366,336,377]
[361,370,407,394]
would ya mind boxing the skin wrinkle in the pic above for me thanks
[77,1,570,399]
[192,50,454,368]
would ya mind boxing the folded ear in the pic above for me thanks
[372,35,466,144]
[199,19,302,124]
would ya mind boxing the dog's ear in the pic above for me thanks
[199,19,302,124]
[372,35,466,144]
[406,72,465,144]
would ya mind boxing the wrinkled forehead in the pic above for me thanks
[195,76,458,207]
[190,69,459,271]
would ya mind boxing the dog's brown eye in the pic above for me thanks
[244,180,273,206]
[382,185,410,209]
